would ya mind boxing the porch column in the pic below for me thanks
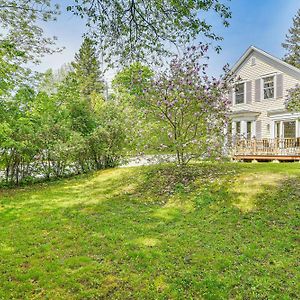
[296,120,300,138]
[270,121,275,138]
[251,122,256,138]
[232,121,237,136]
[280,121,284,138]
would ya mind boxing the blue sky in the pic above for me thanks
[36,0,299,79]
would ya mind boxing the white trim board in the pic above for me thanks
[230,46,300,80]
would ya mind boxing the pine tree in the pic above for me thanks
[282,9,300,69]
[72,37,105,100]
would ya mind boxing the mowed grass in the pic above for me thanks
[0,163,299,299]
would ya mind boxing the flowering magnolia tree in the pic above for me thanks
[285,85,300,112]
[142,45,231,165]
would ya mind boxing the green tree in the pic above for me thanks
[68,0,231,66]
[0,87,40,184]
[141,46,230,165]
[39,64,73,95]
[0,1,60,93]
[0,0,60,63]
[286,85,300,112]
[282,9,300,68]
[113,62,153,97]
[72,37,105,101]
[0,41,24,95]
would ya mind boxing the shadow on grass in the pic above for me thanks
[0,164,299,299]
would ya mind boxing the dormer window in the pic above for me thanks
[263,76,274,99]
[235,83,245,104]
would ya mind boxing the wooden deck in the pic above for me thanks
[232,138,300,161]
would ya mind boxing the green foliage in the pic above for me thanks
[68,0,231,65]
[0,163,299,298]
[285,85,300,112]
[138,46,230,164]
[39,64,73,95]
[0,0,60,63]
[0,41,25,95]
[113,62,154,98]
[282,9,300,68]
[72,37,105,101]
[0,1,61,92]
[0,74,127,186]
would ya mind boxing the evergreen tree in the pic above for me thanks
[72,37,105,100]
[282,9,300,68]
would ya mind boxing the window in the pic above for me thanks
[263,76,274,99]
[283,121,296,138]
[251,57,256,66]
[246,121,252,139]
[235,83,245,104]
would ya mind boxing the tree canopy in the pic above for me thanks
[0,0,61,93]
[126,45,230,165]
[285,85,300,112]
[113,62,154,98]
[72,37,105,101]
[68,0,231,66]
[282,9,300,68]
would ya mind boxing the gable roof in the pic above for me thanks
[230,46,300,80]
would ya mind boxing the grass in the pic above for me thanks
[0,162,299,299]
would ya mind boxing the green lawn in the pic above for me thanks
[0,163,299,299]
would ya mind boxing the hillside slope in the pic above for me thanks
[0,163,299,299]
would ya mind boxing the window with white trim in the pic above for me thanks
[235,83,245,104]
[263,76,274,99]
[246,121,252,139]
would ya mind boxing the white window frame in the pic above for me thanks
[270,113,300,138]
[261,73,277,100]
[232,118,256,139]
[234,81,246,105]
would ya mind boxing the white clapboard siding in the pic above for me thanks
[255,120,262,139]
[246,81,252,104]
[231,50,300,138]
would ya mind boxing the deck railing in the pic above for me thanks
[232,138,300,156]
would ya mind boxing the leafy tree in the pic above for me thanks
[39,64,73,95]
[140,45,230,165]
[282,9,300,68]
[0,1,60,93]
[72,37,105,101]
[54,73,96,135]
[68,0,231,65]
[285,85,300,112]
[113,62,153,97]
[89,99,128,169]
[0,75,128,185]
[0,0,60,63]
[0,41,24,95]
[0,87,40,184]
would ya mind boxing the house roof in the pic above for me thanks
[230,46,300,80]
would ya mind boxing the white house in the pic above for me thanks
[228,46,300,160]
